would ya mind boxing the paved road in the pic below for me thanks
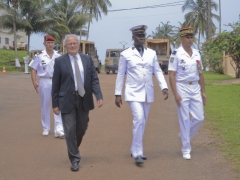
[0,72,238,180]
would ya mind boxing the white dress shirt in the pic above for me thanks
[69,53,84,91]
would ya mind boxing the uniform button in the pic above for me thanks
[142,66,144,68]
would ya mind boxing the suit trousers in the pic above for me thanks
[128,101,151,158]
[61,95,89,164]
[38,78,63,133]
[176,82,204,154]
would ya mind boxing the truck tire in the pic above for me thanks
[112,70,116,74]
[106,72,110,74]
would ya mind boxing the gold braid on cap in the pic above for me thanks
[180,29,194,37]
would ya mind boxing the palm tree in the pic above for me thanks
[151,21,176,47]
[0,0,51,66]
[78,0,112,41]
[43,0,89,52]
[0,0,21,67]
[182,0,220,49]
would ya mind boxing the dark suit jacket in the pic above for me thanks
[52,53,103,113]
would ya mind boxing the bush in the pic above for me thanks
[215,66,224,74]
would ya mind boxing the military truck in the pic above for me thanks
[79,40,101,73]
[104,49,123,74]
[30,50,43,60]
[145,39,170,74]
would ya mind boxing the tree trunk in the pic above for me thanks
[27,33,30,57]
[235,58,240,78]
[86,9,92,41]
[86,20,90,41]
[13,1,20,67]
[79,9,84,42]
[198,30,200,49]
[61,35,65,54]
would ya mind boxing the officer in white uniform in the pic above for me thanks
[168,26,207,160]
[30,35,65,138]
[115,25,169,165]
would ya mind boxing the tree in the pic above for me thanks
[151,21,176,47]
[78,0,112,41]
[0,0,21,67]
[44,0,89,52]
[0,0,51,65]
[202,15,240,77]
[182,0,220,49]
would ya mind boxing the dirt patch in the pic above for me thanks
[221,79,240,85]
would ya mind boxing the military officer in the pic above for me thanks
[168,26,207,160]
[115,25,169,165]
[30,35,65,138]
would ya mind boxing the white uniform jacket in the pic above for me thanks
[115,46,168,103]
[30,50,61,78]
[168,46,203,82]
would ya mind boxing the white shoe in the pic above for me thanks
[42,130,49,136]
[54,130,65,139]
[183,153,191,160]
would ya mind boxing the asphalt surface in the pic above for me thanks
[0,72,239,180]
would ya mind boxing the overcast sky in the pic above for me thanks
[30,0,239,63]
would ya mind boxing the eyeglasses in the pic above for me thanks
[66,42,78,46]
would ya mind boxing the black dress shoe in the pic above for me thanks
[70,162,79,171]
[135,156,143,165]
[141,155,147,160]
[131,153,147,160]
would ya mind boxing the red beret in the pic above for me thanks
[44,35,55,41]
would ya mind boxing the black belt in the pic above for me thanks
[73,91,80,95]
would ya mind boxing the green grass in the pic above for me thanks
[203,71,234,85]
[0,49,29,72]
[204,72,240,170]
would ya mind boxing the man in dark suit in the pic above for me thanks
[52,34,103,171]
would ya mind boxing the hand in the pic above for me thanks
[115,96,122,108]
[162,89,169,100]
[175,93,182,107]
[53,107,60,115]
[97,99,103,108]
[33,82,39,94]
[202,93,207,106]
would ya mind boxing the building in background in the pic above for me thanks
[0,9,27,50]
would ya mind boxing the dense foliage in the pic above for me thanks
[202,15,240,78]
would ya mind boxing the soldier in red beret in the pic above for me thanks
[30,35,65,138]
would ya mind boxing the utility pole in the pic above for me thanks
[219,0,221,33]
[207,0,212,39]
[119,41,127,49]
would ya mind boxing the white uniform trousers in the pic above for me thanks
[128,101,151,158]
[38,78,63,133]
[176,82,204,154]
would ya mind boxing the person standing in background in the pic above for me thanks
[30,35,64,138]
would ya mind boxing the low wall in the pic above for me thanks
[222,54,236,77]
